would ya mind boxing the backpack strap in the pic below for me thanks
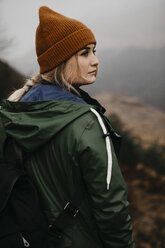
[4,138,23,167]
[0,139,25,213]
[49,184,84,231]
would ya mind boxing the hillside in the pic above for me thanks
[0,60,24,101]
[95,92,165,148]
[122,162,165,248]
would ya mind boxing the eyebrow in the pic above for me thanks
[80,46,91,51]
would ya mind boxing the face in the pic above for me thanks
[65,44,99,85]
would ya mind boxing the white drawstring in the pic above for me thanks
[90,108,112,190]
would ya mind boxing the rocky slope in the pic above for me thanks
[122,163,165,248]
[95,92,165,148]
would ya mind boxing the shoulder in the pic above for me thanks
[63,106,107,145]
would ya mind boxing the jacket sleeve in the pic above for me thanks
[77,111,135,248]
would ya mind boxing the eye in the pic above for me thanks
[81,50,89,56]
[93,48,96,55]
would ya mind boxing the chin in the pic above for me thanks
[73,75,96,85]
[78,80,96,86]
[83,76,97,85]
[87,80,96,85]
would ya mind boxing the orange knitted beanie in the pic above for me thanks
[36,6,96,74]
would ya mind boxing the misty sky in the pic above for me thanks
[1,0,165,61]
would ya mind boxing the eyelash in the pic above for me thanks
[81,51,88,56]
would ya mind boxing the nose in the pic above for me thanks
[91,54,99,67]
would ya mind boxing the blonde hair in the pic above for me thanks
[8,55,79,102]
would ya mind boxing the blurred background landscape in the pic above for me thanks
[0,0,165,247]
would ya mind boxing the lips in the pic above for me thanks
[88,70,96,74]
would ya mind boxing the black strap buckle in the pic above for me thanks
[64,202,79,217]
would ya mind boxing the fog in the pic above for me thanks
[1,0,165,60]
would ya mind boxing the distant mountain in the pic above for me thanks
[9,46,165,111]
[95,92,165,148]
[94,46,165,112]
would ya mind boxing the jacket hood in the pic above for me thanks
[0,99,95,153]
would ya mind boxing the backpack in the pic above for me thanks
[0,138,84,247]
[0,138,48,247]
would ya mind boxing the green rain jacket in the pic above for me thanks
[0,85,135,248]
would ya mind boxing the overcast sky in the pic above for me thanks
[1,0,165,61]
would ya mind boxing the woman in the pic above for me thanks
[0,6,135,248]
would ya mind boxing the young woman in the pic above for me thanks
[0,6,135,248]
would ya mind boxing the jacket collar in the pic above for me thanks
[38,80,106,113]
[72,85,106,114]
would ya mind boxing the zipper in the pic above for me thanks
[20,233,30,247]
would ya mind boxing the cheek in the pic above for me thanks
[64,57,78,80]
[78,59,89,75]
